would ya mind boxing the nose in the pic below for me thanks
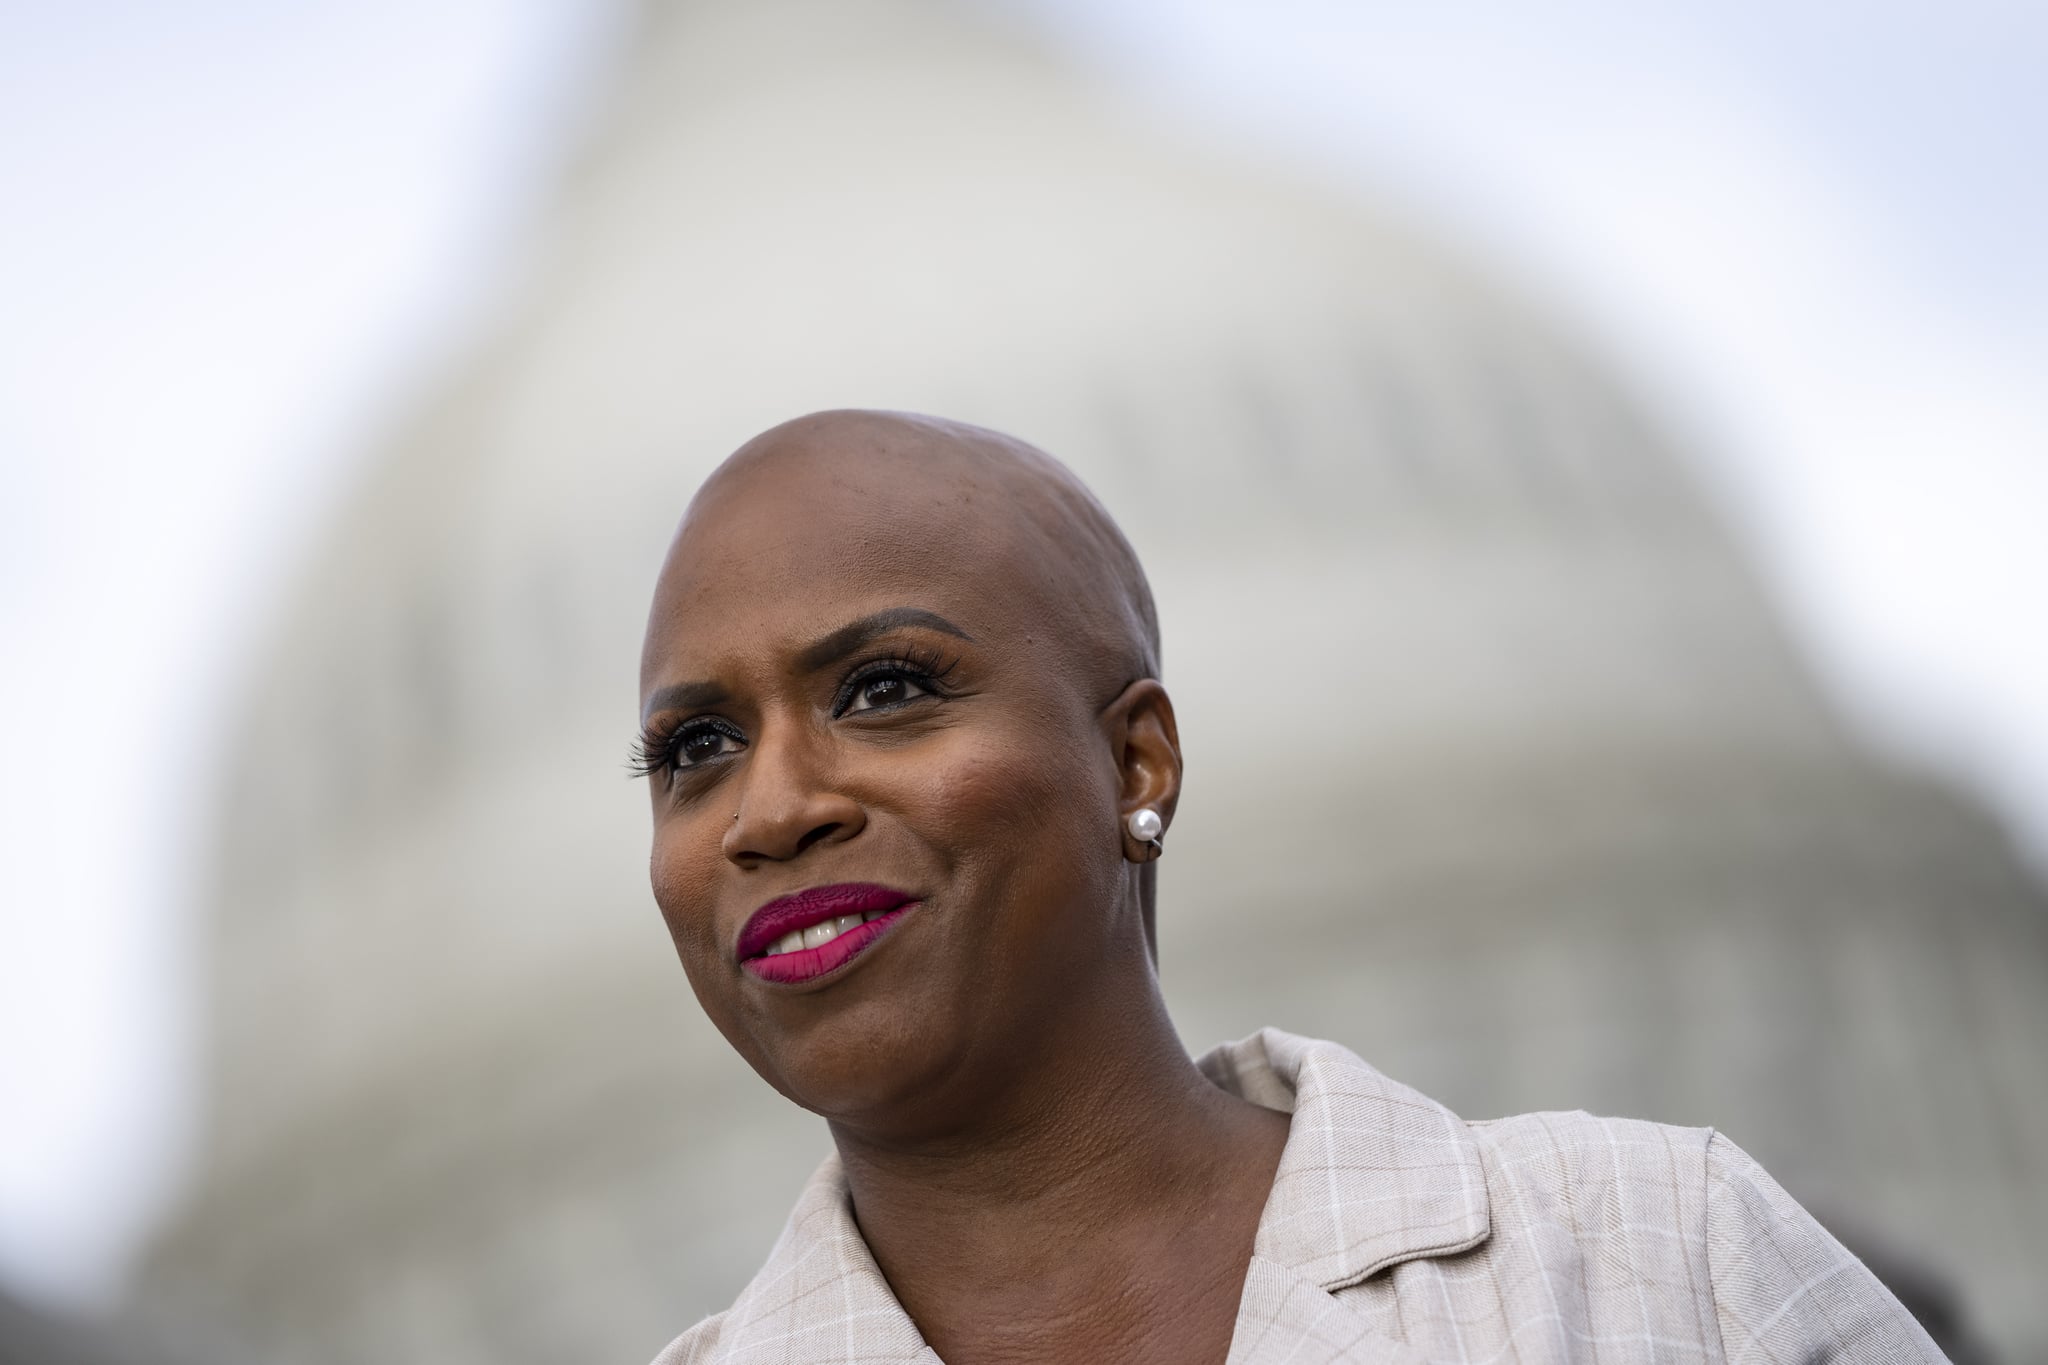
[721,719,865,866]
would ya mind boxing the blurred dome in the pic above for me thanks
[137,0,2048,1361]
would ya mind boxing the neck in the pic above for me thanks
[827,962,1290,1352]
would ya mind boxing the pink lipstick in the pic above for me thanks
[737,883,917,985]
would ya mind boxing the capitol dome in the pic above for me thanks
[138,1,2048,1361]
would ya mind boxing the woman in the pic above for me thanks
[635,411,1941,1364]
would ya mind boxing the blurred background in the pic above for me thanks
[3,0,2044,1361]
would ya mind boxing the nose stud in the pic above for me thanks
[1126,807,1164,858]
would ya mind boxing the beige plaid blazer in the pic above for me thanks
[653,1029,1943,1363]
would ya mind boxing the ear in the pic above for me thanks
[1102,678,1181,863]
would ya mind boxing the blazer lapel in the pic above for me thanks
[1202,1029,1492,1363]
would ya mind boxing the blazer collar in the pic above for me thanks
[706,1029,1490,1362]
[1197,1028,1492,1290]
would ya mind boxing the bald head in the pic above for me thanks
[641,408,1177,963]
[678,409,1160,697]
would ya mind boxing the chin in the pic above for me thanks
[757,1002,974,1131]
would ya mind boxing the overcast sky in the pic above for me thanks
[2,0,2041,1313]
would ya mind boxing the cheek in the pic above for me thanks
[649,808,727,971]
[918,711,1120,907]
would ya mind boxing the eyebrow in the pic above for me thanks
[794,606,974,672]
[640,607,973,723]
[639,679,731,723]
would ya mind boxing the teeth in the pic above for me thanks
[761,909,898,958]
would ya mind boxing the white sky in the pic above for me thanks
[1,0,2041,1315]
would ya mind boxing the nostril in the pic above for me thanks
[794,822,842,856]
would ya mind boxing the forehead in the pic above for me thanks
[640,441,1045,685]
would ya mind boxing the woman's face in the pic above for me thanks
[638,436,1153,1131]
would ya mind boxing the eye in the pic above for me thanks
[673,717,747,766]
[840,667,934,715]
[632,716,747,782]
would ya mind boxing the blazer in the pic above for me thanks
[651,1028,1944,1364]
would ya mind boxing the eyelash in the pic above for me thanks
[830,643,959,717]
[628,644,961,782]
[627,715,742,781]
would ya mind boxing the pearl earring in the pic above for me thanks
[1126,807,1163,851]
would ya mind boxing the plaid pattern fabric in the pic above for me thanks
[653,1029,1944,1363]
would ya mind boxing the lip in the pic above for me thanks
[736,883,918,985]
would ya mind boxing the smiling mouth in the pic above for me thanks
[759,906,899,957]
[737,884,918,985]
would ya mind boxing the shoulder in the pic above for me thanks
[1463,1108,1724,1314]
[1458,1112,1943,1363]
[1697,1130,1947,1363]
[1468,1105,1715,1180]
[1464,1106,1718,1237]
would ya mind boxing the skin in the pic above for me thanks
[638,410,1291,1364]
